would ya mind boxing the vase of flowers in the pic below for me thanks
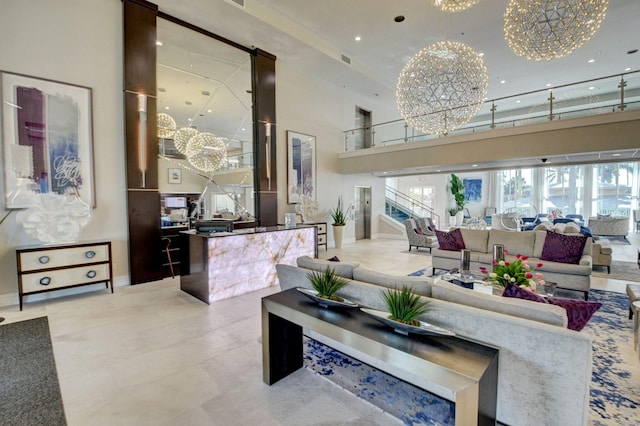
[479,252,545,295]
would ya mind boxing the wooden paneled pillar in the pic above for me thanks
[123,0,163,284]
[252,49,278,227]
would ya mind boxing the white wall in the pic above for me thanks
[0,0,126,305]
[275,63,396,246]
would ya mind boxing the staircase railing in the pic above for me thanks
[385,186,440,228]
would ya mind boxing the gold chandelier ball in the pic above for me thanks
[157,113,177,139]
[396,40,489,135]
[173,127,199,155]
[186,132,227,173]
[504,0,609,61]
[430,0,480,12]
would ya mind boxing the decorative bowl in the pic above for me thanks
[360,308,455,336]
[296,287,358,309]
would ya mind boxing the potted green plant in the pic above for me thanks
[450,173,465,226]
[447,207,458,227]
[381,286,431,327]
[330,196,350,248]
[306,267,350,301]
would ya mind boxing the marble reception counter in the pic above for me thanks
[180,226,317,304]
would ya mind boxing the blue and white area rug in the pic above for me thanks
[303,288,639,425]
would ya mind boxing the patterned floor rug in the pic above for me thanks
[592,260,640,281]
[303,289,640,425]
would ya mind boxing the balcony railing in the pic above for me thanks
[344,70,640,152]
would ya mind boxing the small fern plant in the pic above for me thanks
[381,286,431,327]
[307,267,349,301]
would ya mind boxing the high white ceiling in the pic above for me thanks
[154,0,640,171]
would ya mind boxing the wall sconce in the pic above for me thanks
[265,122,271,190]
[137,94,147,188]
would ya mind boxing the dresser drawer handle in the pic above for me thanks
[38,255,50,264]
[85,250,96,259]
[39,277,51,286]
[86,270,97,279]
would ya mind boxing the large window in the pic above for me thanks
[543,165,585,215]
[501,169,536,216]
[592,162,638,217]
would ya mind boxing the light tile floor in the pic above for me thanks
[1,234,638,425]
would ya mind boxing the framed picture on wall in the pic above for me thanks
[287,130,316,204]
[463,178,482,203]
[1,71,95,209]
[168,168,182,184]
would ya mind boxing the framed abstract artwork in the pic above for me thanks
[168,168,182,184]
[1,71,95,209]
[286,130,316,204]
[463,178,482,203]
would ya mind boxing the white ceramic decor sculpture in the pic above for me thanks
[295,195,328,223]
[16,193,91,244]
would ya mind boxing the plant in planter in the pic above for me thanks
[307,267,350,301]
[380,286,431,326]
[449,173,466,226]
[330,196,351,248]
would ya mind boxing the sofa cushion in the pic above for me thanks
[460,228,490,253]
[488,229,536,258]
[502,283,549,304]
[353,266,432,297]
[541,231,587,265]
[546,298,602,331]
[296,255,358,279]
[435,228,465,251]
[431,279,567,326]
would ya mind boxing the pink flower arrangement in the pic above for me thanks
[480,251,545,292]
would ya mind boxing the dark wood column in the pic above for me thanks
[252,49,278,227]
[123,0,163,284]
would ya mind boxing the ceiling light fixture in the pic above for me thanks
[430,0,480,12]
[504,0,609,61]
[174,127,199,155]
[157,112,176,139]
[588,59,595,63]
[355,35,361,41]
[396,40,488,135]
[186,133,227,173]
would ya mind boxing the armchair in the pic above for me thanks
[587,216,629,240]
[404,218,437,253]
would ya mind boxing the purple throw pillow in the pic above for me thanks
[434,228,465,251]
[415,228,424,235]
[502,283,549,304]
[546,298,602,331]
[327,256,340,262]
[540,231,587,264]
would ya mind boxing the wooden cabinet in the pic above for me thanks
[314,222,327,251]
[16,241,113,310]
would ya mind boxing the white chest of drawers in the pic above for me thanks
[16,241,113,310]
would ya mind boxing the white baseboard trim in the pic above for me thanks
[0,275,130,309]
[371,233,405,240]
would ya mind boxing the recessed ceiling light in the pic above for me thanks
[500,80,506,84]
[164,106,170,110]
[589,86,595,90]
[588,59,595,63]
[436,169,442,172]
[187,118,192,122]
[612,153,621,157]
[355,35,361,42]
[156,40,163,46]
[207,109,212,113]
[242,128,245,131]
[478,52,485,57]
[394,15,405,23]
[625,67,632,71]
[516,100,521,103]
[472,164,478,167]
[546,83,552,87]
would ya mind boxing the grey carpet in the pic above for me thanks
[0,317,67,426]
[592,260,639,281]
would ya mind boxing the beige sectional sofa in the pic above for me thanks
[432,227,593,299]
[277,256,592,426]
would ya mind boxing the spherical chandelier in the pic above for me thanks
[173,127,199,155]
[157,113,176,139]
[504,0,609,61]
[430,0,480,12]
[396,40,489,135]
[186,132,227,173]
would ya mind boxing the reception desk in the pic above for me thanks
[180,226,317,304]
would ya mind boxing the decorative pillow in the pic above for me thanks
[546,298,602,331]
[434,228,465,251]
[502,283,549,304]
[415,228,424,235]
[327,256,340,262]
[540,231,587,264]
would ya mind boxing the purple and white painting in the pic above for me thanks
[2,72,93,209]
[287,131,316,204]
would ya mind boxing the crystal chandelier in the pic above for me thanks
[157,113,176,139]
[173,127,199,155]
[186,132,227,173]
[504,0,609,61]
[430,0,480,12]
[396,40,489,135]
